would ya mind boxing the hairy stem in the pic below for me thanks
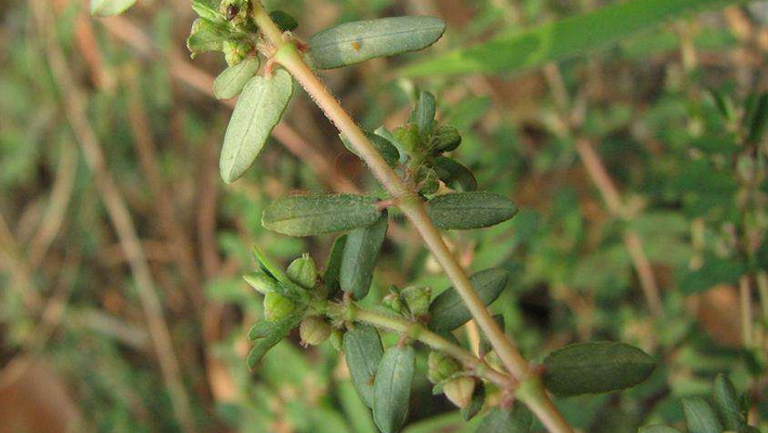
[252,3,573,432]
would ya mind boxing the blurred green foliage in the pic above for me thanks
[1,0,768,432]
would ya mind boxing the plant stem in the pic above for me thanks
[252,4,573,432]
[326,303,511,388]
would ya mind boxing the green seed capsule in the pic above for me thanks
[443,377,476,409]
[263,292,295,322]
[401,286,431,317]
[243,271,280,294]
[286,254,318,289]
[299,316,332,346]
[223,40,250,67]
[430,125,462,153]
[427,351,460,384]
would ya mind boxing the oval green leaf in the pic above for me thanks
[323,234,347,297]
[433,157,478,192]
[542,341,656,396]
[308,16,446,69]
[340,211,388,300]
[475,406,532,433]
[410,91,436,137]
[270,10,299,32]
[428,268,509,332]
[373,345,415,433]
[341,132,400,167]
[712,374,746,432]
[461,382,485,421]
[683,398,722,433]
[90,0,138,16]
[213,57,261,100]
[426,192,517,230]
[262,194,382,237]
[344,325,384,408]
[220,70,294,183]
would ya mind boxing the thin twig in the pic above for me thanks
[740,275,754,348]
[0,253,80,388]
[125,70,205,312]
[27,139,78,269]
[28,3,198,432]
[546,64,664,317]
[0,211,44,311]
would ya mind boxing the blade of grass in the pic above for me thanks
[400,0,754,76]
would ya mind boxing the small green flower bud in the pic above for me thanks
[329,329,344,352]
[427,351,460,384]
[220,0,248,23]
[263,292,294,322]
[243,271,279,294]
[443,377,476,409]
[401,286,431,317]
[382,287,404,314]
[419,179,440,196]
[430,125,462,153]
[393,124,420,154]
[286,254,318,289]
[300,316,332,346]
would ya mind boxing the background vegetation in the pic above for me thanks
[1,0,768,432]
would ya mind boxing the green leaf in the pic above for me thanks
[428,268,509,332]
[746,92,768,145]
[340,211,388,300]
[679,256,744,295]
[373,345,416,433]
[90,0,138,16]
[433,157,477,192]
[410,91,436,137]
[189,0,222,22]
[213,57,261,100]
[220,70,294,183]
[461,382,485,421]
[542,342,656,396]
[426,192,517,230]
[475,406,531,433]
[341,132,400,167]
[187,18,229,54]
[713,374,746,432]
[324,235,347,297]
[247,310,304,369]
[262,194,382,237]
[270,10,299,32]
[401,0,746,76]
[683,398,723,433]
[638,426,684,433]
[248,320,275,340]
[344,325,384,408]
[308,16,446,69]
